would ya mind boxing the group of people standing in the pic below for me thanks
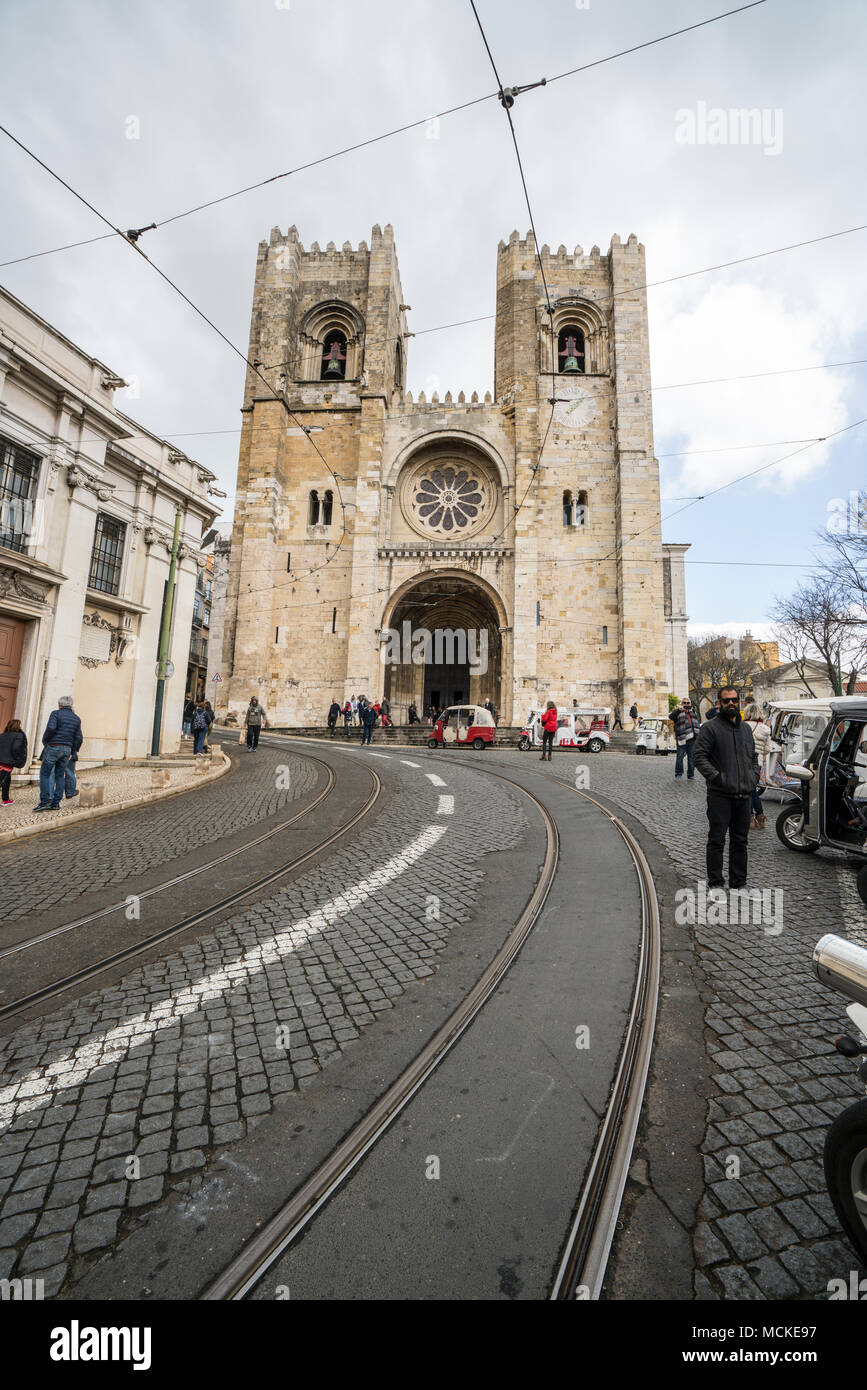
[0,696,82,811]
[327,696,393,743]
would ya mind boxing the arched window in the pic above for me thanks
[308,489,320,525]
[557,326,585,374]
[562,490,573,527]
[575,489,588,526]
[322,489,333,526]
[563,489,588,527]
[321,330,347,380]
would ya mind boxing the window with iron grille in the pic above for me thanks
[88,513,126,595]
[0,436,40,553]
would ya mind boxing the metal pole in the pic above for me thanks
[151,505,182,757]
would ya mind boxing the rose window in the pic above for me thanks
[411,466,486,535]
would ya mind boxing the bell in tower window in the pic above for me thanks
[321,330,347,380]
[557,326,585,374]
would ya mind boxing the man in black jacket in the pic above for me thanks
[694,688,759,888]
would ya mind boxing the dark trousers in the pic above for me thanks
[246,725,261,749]
[675,739,696,778]
[327,718,337,736]
[0,769,11,802]
[541,730,555,756]
[706,791,751,887]
[750,787,764,815]
[361,724,372,745]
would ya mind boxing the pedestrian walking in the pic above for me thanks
[611,706,624,731]
[327,700,340,735]
[36,695,82,811]
[182,693,196,736]
[629,702,639,730]
[670,697,701,781]
[245,697,266,750]
[342,699,352,730]
[540,700,558,761]
[408,702,420,725]
[360,702,377,745]
[0,719,28,806]
[694,687,759,889]
[742,702,771,829]
[191,700,212,755]
[380,696,390,721]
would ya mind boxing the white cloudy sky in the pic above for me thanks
[1,0,865,638]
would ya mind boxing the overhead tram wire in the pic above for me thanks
[0,0,771,271]
[466,0,560,553]
[0,123,351,586]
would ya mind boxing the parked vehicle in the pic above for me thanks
[635,717,674,755]
[776,697,867,906]
[813,933,867,1261]
[764,698,834,800]
[427,704,495,751]
[518,707,609,754]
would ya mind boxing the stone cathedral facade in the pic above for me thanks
[219,222,688,726]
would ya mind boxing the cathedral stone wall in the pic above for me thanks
[219,223,688,726]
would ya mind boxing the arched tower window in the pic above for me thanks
[299,302,364,381]
[557,326,585,374]
[322,489,333,525]
[562,490,573,527]
[563,489,589,527]
[575,489,588,526]
[394,339,404,392]
[308,489,320,525]
[321,330,347,380]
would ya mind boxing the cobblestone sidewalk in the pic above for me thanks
[515,748,867,1300]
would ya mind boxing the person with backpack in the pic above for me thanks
[327,700,341,735]
[0,719,28,806]
[245,697,266,750]
[540,701,558,761]
[182,693,196,736]
[670,697,701,781]
[36,696,82,812]
[191,700,212,755]
[629,702,639,730]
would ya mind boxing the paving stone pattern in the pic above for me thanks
[510,748,867,1301]
[0,744,317,921]
[0,750,526,1296]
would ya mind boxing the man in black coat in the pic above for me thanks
[360,702,377,746]
[327,700,340,735]
[694,687,759,888]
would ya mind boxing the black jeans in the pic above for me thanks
[706,791,752,887]
[361,724,372,745]
[542,730,555,755]
[0,769,11,802]
[246,725,261,749]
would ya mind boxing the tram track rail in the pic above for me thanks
[0,746,382,1025]
[198,745,661,1303]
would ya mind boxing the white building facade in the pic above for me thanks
[0,287,219,763]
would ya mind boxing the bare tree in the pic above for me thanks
[770,575,867,696]
[688,633,770,709]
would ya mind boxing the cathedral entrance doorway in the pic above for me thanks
[382,574,503,721]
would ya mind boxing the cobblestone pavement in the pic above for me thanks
[0,761,204,834]
[488,747,867,1300]
[0,744,317,921]
[0,747,527,1296]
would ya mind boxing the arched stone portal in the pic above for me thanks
[381,574,504,719]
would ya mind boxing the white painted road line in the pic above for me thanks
[401,759,420,768]
[363,752,389,759]
[437,796,455,816]
[0,823,449,1126]
[426,773,446,787]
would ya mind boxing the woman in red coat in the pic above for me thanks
[540,701,558,761]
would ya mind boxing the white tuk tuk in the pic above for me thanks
[765,699,834,799]
[519,707,610,753]
[635,717,674,755]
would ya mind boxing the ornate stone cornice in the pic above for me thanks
[67,463,116,502]
[0,565,51,607]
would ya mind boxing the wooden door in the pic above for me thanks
[0,615,25,729]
